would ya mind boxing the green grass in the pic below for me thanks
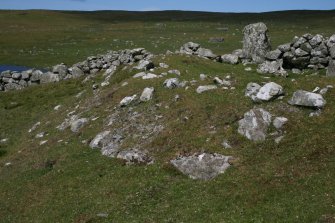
[0,10,335,223]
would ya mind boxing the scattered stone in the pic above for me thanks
[245,82,261,98]
[275,135,285,144]
[134,60,154,71]
[140,87,154,102]
[209,37,225,43]
[257,59,287,76]
[265,49,282,60]
[39,140,48,145]
[0,138,9,143]
[116,149,154,165]
[199,73,207,81]
[120,95,137,107]
[35,132,45,138]
[70,118,89,133]
[168,69,181,75]
[238,108,272,141]
[159,63,169,68]
[222,140,232,149]
[213,77,231,87]
[196,85,217,94]
[170,153,232,180]
[273,117,288,129]
[28,121,41,133]
[309,109,322,117]
[255,82,284,101]
[289,90,326,108]
[54,105,62,111]
[163,78,180,89]
[292,68,302,74]
[221,54,239,64]
[245,67,252,71]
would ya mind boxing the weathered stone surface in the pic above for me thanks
[213,77,231,87]
[170,153,232,180]
[89,131,111,149]
[71,66,84,78]
[209,37,224,43]
[140,87,154,102]
[40,72,60,84]
[70,118,88,133]
[116,149,154,165]
[134,60,154,71]
[238,108,272,141]
[289,90,326,108]
[294,48,309,57]
[330,46,335,59]
[273,117,288,129]
[221,54,239,64]
[180,42,201,54]
[196,48,217,59]
[120,95,137,107]
[255,82,284,101]
[245,82,261,98]
[309,34,324,47]
[265,49,282,60]
[327,60,335,77]
[278,43,291,53]
[163,78,180,89]
[11,72,21,80]
[30,70,43,82]
[257,59,287,76]
[242,22,271,63]
[196,85,217,94]
[52,64,68,78]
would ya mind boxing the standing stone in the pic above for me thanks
[327,60,335,77]
[238,108,272,141]
[242,22,271,63]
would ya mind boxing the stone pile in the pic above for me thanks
[179,42,220,61]
[0,48,153,91]
[259,33,335,75]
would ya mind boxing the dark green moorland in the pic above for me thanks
[0,10,335,222]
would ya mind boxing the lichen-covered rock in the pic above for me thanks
[289,90,326,108]
[70,118,88,133]
[119,95,137,107]
[52,64,68,78]
[221,54,239,64]
[265,49,282,60]
[273,117,288,129]
[116,149,154,165]
[245,82,261,99]
[238,108,272,141]
[257,59,287,76]
[255,82,284,101]
[242,22,271,63]
[170,153,232,180]
[40,72,60,84]
[163,78,180,89]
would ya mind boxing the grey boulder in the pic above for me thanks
[255,82,284,101]
[163,78,180,89]
[70,118,89,133]
[170,153,232,180]
[140,87,154,102]
[289,90,326,108]
[221,54,239,64]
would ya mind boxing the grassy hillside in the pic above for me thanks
[0,10,335,222]
[0,10,335,67]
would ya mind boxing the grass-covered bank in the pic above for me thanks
[0,10,335,222]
